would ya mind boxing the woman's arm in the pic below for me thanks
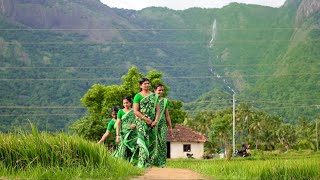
[152,103,161,127]
[133,103,152,125]
[98,130,110,144]
[115,119,121,143]
[165,108,172,129]
[165,108,173,136]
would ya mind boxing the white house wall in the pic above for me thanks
[170,141,204,159]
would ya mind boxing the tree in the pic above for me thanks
[70,67,187,142]
[211,109,233,160]
[236,103,252,144]
[277,123,297,151]
[168,100,187,126]
[295,117,316,150]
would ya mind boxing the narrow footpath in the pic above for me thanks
[132,168,207,180]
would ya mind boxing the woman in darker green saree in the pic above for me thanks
[133,78,160,168]
[114,96,138,163]
[150,83,173,167]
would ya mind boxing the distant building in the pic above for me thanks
[166,124,207,159]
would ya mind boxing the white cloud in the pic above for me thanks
[100,0,286,10]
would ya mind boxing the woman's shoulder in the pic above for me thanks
[133,93,143,103]
[134,93,143,98]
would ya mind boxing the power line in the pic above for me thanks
[164,73,320,79]
[0,106,86,109]
[4,39,319,45]
[1,100,318,109]
[2,62,319,69]
[0,72,318,81]
[1,105,318,117]
[184,98,320,104]
[0,27,304,31]
[185,105,320,112]
[0,77,120,81]
[184,102,319,106]
[0,114,84,117]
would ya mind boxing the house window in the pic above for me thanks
[183,144,191,152]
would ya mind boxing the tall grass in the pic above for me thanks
[168,154,320,180]
[0,126,143,179]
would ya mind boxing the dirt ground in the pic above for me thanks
[131,168,207,180]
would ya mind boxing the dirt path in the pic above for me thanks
[132,168,207,180]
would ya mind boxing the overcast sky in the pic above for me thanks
[100,0,286,10]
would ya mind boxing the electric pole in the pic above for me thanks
[233,93,236,155]
[316,118,319,152]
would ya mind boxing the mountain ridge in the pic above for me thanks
[0,0,318,131]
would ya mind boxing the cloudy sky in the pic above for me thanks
[100,0,286,10]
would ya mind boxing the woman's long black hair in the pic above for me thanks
[139,77,150,92]
[110,106,119,113]
[153,83,164,90]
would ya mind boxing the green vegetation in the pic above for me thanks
[0,0,319,132]
[0,125,143,179]
[186,103,319,153]
[167,152,320,179]
[70,67,187,143]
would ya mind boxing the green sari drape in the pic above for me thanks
[135,93,158,168]
[150,98,168,167]
[113,109,138,163]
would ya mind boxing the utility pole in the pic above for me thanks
[233,93,236,155]
[316,118,319,152]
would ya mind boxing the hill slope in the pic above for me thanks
[0,0,319,131]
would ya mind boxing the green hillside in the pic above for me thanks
[246,10,320,121]
[0,0,319,131]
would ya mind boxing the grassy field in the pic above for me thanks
[1,126,319,180]
[167,151,320,180]
[0,126,143,180]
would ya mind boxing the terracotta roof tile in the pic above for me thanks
[167,124,207,142]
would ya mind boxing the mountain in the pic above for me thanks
[185,0,320,121]
[0,0,319,131]
[245,0,320,120]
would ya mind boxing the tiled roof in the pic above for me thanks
[167,124,207,142]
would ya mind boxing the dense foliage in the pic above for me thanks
[70,67,187,143]
[186,103,319,153]
[0,0,319,132]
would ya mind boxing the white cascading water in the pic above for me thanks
[209,19,235,94]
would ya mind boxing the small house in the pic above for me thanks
[166,124,207,159]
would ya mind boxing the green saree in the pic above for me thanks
[150,98,168,167]
[113,109,138,163]
[134,93,158,168]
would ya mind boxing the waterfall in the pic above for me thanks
[209,19,217,48]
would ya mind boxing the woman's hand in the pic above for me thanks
[116,136,121,143]
[130,124,136,129]
[145,118,153,126]
[151,120,158,127]
[168,128,173,137]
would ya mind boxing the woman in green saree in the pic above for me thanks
[114,96,138,163]
[98,106,119,145]
[133,78,160,168]
[151,83,173,167]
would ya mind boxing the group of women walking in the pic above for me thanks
[98,78,173,168]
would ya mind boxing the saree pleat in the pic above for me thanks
[135,93,158,168]
[113,109,138,163]
[150,98,167,167]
